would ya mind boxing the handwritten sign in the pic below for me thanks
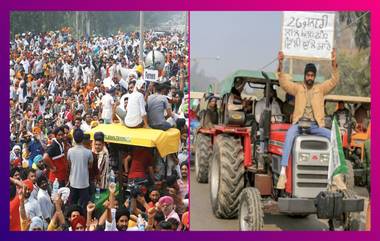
[144,69,159,82]
[282,12,335,59]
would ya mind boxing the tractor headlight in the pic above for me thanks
[320,154,330,163]
[299,153,310,162]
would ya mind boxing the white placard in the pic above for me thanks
[144,69,159,82]
[281,12,335,59]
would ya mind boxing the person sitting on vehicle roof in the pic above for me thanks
[147,82,181,131]
[115,93,130,123]
[200,95,218,128]
[124,79,149,128]
[276,49,339,189]
[333,101,350,129]
[254,86,283,124]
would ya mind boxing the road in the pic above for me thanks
[189,167,369,231]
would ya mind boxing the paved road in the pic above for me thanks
[190,168,369,231]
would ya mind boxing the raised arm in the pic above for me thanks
[277,51,298,96]
[98,206,109,226]
[106,183,116,223]
[48,194,65,230]
[10,177,24,188]
[86,202,96,227]
[319,49,340,95]
[43,153,56,172]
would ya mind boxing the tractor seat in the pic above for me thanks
[298,117,316,134]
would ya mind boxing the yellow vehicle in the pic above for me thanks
[86,124,181,205]
[87,123,180,157]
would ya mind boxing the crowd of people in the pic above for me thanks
[9,27,189,231]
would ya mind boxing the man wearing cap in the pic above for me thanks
[158,196,180,223]
[276,49,339,189]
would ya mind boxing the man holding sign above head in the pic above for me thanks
[276,49,339,189]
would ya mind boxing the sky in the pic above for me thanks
[190,11,282,88]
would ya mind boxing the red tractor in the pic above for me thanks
[195,70,365,230]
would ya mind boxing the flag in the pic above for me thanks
[328,117,348,183]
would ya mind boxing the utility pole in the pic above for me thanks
[75,11,79,39]
[139,11,144,65]
[85,12,90,39]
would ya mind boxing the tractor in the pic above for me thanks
[324,95,371,190]
[196,70,365,231]
[194,92,220,183]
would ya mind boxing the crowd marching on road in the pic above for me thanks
[9,28,189,231]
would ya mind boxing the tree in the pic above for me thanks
[332,49,370,97]
[339,12,370,50]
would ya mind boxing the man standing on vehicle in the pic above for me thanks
[276,49,339,189]
[67,129,93,210]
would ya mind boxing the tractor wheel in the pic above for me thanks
[328,189,363,231]
[210,134,244,219]
[195,133,212,183]
[345,160,355,189]
[342,189,363,231]
[239,187,264,231]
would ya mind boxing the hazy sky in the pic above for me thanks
[190,11,282,83]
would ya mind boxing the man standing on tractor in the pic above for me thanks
[276,49,339,189]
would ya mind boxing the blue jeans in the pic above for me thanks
[280,123,331,167]
[151,122,172,131]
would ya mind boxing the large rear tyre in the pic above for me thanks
[210,134,244,218]
[195,133,212,183]
[239,187,264,231]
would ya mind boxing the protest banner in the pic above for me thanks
[281,11,335,59]
[144,69,159,82]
